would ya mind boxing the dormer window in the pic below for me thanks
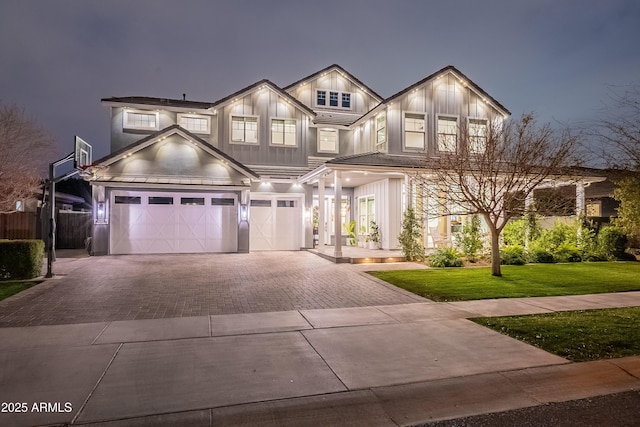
[315,90,352,110]
[123,110,159,131]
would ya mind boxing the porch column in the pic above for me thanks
[404,174,411,212]
[318,177,325,253]
[524,192,534,249]
[334,170,342,258]
[576,182,585,216]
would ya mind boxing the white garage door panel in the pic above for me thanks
[250,197,302,251]
[110,191,237,255]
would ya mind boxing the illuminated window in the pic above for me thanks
[123,110,159,131]
[318,128,338,153]
[376,114,386,150]
[358,196,375,234]
[231,116,258,144]
[178,114,210,134]
[15,200,24,212]
[271,119,297,146]
[586,202,602,217]
[437,116,457,152]
[469,118,487,153]
[404,113,425,150]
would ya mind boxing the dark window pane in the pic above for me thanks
[114,196,141,204]
[317,91,326,106]
[181,197,205,205]
[277,200,296,207]
[250,199,271,207]
[149,197,173,205]
[342,93,351,108]
[329,92,338,107]
[211,198,235,206]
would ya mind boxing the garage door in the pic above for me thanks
[250,196,302,251]
[110,190,238,254]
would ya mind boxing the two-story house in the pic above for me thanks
[85,64,592,257]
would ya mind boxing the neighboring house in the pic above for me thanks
[84,64,601,256]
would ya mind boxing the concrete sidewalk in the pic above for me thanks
[1,292,640,426]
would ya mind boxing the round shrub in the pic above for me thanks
[428,248,463,268]
[500,245,526,265]
[528,248,555,263]
[597,226,628,260]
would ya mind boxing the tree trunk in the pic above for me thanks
[490,226,502,277]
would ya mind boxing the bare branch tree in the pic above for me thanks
[592,84,640,170]
[0,104,55,213]
[412,114,580,276]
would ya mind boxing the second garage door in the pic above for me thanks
[250,196,302,251]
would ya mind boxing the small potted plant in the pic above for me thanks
[369,220,380,249]
[343,220,357,246]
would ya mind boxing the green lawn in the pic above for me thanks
[472,307,640,362]
[369,262,640,301]
[0,280,41,301]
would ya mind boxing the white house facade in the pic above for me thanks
[85,64,595,257]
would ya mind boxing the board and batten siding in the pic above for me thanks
[217,88,309,167]
[354,178,403,250]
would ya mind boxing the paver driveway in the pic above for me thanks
[0,252,424,327]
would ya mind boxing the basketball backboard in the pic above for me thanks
[74,136,92,169]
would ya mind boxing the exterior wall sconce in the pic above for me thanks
[95,201,108,224]
[240,204,248,221]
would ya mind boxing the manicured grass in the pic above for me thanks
[369,262,640,302]
[472,307,640,362]
[0,280,41,301]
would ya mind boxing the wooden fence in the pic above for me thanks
[0,210,92,249]
[0,211,38,239]
[56,211,92,249]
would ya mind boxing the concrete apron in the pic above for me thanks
[1,300,640,426]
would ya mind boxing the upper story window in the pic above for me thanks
[271,119,297,147]
[317,91,326,106]
[178,114,210,134]
[437,116,458,152]
[342,93,351,108]
[329,91,339,107]
[123,110,159,131]
[404,113,425,150]
[231,115,258,144]
[318,128,338,153]
[316,90,352,110]
[468,118,488,154]
[376,114,386,150]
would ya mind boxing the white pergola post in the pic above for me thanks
[334,170,342,258]
[576,182,585,216]
[317,177,325,253]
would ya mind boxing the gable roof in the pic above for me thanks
[385,65,511,116]
[92,125,259,181]
[283,64,384,102]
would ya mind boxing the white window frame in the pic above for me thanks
[315,89,352,110]
[230,114,259,145]
[436,115,458,153]
[270,118,297,147]
[177,113,211,135]
[358,195,375,234]
[403,111,426,151]
[467,117,488,154]
[317,128,339,153]
[376,113,386,150]
[123,109,159,131]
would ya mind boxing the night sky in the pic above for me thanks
[1,0,639,161]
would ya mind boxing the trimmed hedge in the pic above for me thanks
[0,240,45,279]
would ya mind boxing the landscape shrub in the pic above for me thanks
[527,247,555,263]
[428,248,463,267]
[398,207,425,262]
[597,226,628,260]
[553,242,582,263]
[500,245,526,265]
[0,239,45,279]
[454,214,484,262]
[503,219,526,247]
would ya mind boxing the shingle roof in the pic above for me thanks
[326,152,430,169]
[101,96,213,110]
